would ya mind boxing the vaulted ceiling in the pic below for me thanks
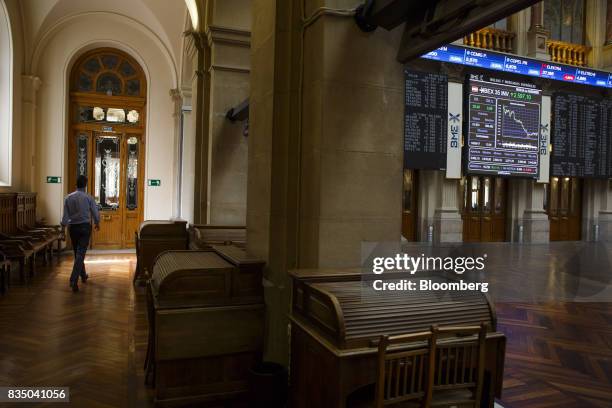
[16,0,187,74]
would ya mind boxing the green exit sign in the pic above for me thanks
[46,176,62,184]
[148,179,161,187]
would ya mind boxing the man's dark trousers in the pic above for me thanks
[69,223,91,286]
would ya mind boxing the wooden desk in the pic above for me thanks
[289,271,505,408]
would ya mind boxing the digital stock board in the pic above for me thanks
[551,93,612,178]
[403,70,448,170]
[465,74,542,178]
[422,44,612,89]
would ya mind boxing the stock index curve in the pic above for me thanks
[466,75,542,178]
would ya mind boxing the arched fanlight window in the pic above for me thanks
[71,49,146,97]
[0,0,13,186]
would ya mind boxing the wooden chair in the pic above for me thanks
[430,323,488,407]
[0,250,10,293]
[373,329,437,408]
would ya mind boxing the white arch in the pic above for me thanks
[31,11,178,88]
[0,0,13,186]
[32,12,180,222]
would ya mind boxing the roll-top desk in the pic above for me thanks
[147,247,264,406]
[289,269,505,408]
[135,220,188,283]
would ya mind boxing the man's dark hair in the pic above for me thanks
[76,175,88,189]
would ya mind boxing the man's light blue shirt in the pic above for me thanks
[61,188,100,226]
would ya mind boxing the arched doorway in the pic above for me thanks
[68,48,146,249]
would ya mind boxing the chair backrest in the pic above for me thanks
[432,323,488,405]
[375,329,437,408]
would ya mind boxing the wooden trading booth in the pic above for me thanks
[289,269,506,408]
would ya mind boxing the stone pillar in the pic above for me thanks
[247,0,298,364]
[599,180,612,241]
[417,170,438,242]
[205,25,251,225]
[522,180,549,242]
[526,2,550,60]
[433,174,462,243]
[191,31,208,224]
[170,88,183,218]
[179,84,195,222]
[21,75,41,192]
[583,179,603,241]
[190,1,251,225]
[509,8,531,55]
[248,0,405,363]
[585,0,607,68]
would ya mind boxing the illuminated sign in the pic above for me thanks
[422,44,612,89]
[465,74,542,178]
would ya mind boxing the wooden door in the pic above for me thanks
[68,48,147,249]
[68,131,144,249]
[401,169,418,241]
[547,177,581,241]
[92,132,123,247]
[122,134,144,248]
[462,176,507,242]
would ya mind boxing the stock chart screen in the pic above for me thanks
[465,74,542,178]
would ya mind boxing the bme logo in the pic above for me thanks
[449,113,461,148]
[472,86,479,92]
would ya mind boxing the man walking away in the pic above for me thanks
[61,175,100,292]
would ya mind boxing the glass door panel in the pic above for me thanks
[95,135,121,210]
[92,133,123,247]
[126,136,139,210]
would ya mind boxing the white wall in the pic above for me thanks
[33,12,178,223]
[0,0,13,187]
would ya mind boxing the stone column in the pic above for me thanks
[584,178,603,241]
[190,31,208,224]
[522,180,549,242]
[179,85,195,222]
[526,2,550,60]
[509,8,531,55]
[205,25,251,225]
[248,0,405,363]
[21,75,41,192]
[585,0,607,68]
[599,180,612,241]
[433,174,462,243]
[170,88,183,218]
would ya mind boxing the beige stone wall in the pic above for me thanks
[300,1,404,268]
[192,0,252,225]
[207,27,251,225]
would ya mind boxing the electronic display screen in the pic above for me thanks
[465,74,542,178]
[422,44,611,89]
[551,93,612,178]
[403,70,448,170]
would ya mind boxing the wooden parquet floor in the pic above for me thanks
[497,302,612,408]
[0,253,153,408]
[0,253,611,408]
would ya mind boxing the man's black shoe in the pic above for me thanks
[82,274,89,283]
[71,284,79,292]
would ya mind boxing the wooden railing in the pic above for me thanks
[547,40,591,66]
[464,27,515,53]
